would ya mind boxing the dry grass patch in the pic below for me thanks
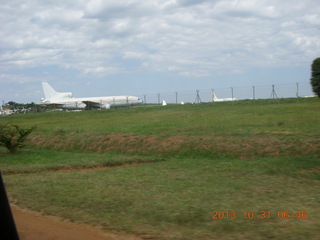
[28,133,320,159]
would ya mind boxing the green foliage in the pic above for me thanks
[311,57,320,97]
[0,124,35,153]
[4,155,320,239]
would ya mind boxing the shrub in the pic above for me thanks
[311,57,320,97]
[0,124,35,153]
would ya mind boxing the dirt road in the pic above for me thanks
[11,205,141,240]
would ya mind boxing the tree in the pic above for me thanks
[311,58,320,97]
[0,124,35,153]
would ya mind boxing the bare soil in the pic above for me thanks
[12,204,142,240]
[6,162,153,175]
[30,133,320,158]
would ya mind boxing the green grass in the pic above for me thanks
[0,98,319,239]
[3,155,320,239]
[0,149,162,174]
[1,98,319,136]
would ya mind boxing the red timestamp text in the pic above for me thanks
[212,210,308,220]
[212,210,237,219]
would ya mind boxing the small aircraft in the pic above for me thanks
[40,82,142,110]
[0,106,15,116]
[212,92,237,102]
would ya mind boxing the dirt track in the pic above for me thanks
[11,205,141,240]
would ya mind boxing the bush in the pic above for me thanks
[0,124,35,153]
[311,57,320,97]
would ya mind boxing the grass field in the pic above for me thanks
[1,98,320,239]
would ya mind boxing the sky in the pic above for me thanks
[1,0,319,103]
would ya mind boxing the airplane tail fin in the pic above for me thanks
[212,92,219,101]
[42,82,58,99]
[42,82,73,100]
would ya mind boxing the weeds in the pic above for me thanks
[0,124,35,153]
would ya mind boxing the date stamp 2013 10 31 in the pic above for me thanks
[211,210,309,220]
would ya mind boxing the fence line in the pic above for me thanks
[139,82,314,104]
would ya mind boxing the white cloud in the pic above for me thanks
[0,0,319,98]
[0,73,40,84]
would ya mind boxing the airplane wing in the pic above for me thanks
[82,101,111,110]
[40,103,65,108]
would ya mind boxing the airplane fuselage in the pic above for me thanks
[42,96,142,109]
[212,92,237,102]
[41,82,142,110]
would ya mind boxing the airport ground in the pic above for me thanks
[0,98,320,239]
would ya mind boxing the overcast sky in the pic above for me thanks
[1,0,319,103]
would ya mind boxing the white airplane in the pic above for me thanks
[162,100,167,106]
[40,82,142,110]
[212,92,237,102]
[0,105,14,116]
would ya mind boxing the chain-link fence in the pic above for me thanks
[139,82,314,104]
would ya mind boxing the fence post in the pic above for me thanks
[195,90,201,103]
[270,85,279,100]
[231,87,234,100]
[175,92,178,104]
[211,89,214,102]
[253,86,255,100]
